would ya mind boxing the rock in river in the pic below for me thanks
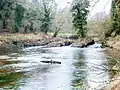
[71,38,95,48]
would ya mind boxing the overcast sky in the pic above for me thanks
[56,0,112,17]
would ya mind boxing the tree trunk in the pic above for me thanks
[7,19,13,32]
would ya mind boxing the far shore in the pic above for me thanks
[0,32,95,48]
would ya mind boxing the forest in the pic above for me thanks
[0,0,119,37]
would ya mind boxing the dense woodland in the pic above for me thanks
[0,0,57,33]
[0,0,120,38]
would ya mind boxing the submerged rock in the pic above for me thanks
[12,40,18,45]
[68,35,78,40]
[63,41,72,46]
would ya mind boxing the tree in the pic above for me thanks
[71,0,89,37]
[0,0,15,29]
[24,0,56,33]
[112,0,120,36]
[105,0,120,37]
[40,0,56,34]
[52,6,73,37]
[14,4,25,32]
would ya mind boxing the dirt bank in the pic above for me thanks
[0,33,95,48]
[0,33,50,47]
[104,36,120,50]
[103,48,120,90]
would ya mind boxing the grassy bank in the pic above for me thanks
[0,33,50,41]
[0,33,51,47]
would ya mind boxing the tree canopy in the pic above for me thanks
[105,0,120,37]
[71,0,89,37]
[0,0,15,29]
[0,0,120,39]
[0,0,56,33]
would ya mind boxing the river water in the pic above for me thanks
[0,44,111,90]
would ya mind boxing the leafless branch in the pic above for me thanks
[90,0,100,10]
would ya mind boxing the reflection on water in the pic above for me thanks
[0,44,110,90]
[72,45,109,90]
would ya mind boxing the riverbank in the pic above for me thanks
[0,33,95,48]
[92,36,120,90]
[103,36,120,50]
[104,76,120,90]
[103,48,120,90]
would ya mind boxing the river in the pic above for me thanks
[0,43,112,90]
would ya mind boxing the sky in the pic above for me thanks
[56,0,112,17]
[89,0,112,17]
[55,0,73,9]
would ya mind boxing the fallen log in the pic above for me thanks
[41,60,61,64]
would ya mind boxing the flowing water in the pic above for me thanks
[0,44,111,90]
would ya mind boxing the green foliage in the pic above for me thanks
[0,0,14,29]
[0,0,56,33]
[40,16,51,34]
[14,4,25,32]
[40,0,55,34]
[0,0,14,19]
[0,72,24,89]
[106,0,120,37]
[71,0,89,37]
[13,23,19,33]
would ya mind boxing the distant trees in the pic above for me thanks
[71,0,89,37]
[0,0,26,32]
[0,0,14,29]
[1,0,120,38]
[0,0,56,33]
